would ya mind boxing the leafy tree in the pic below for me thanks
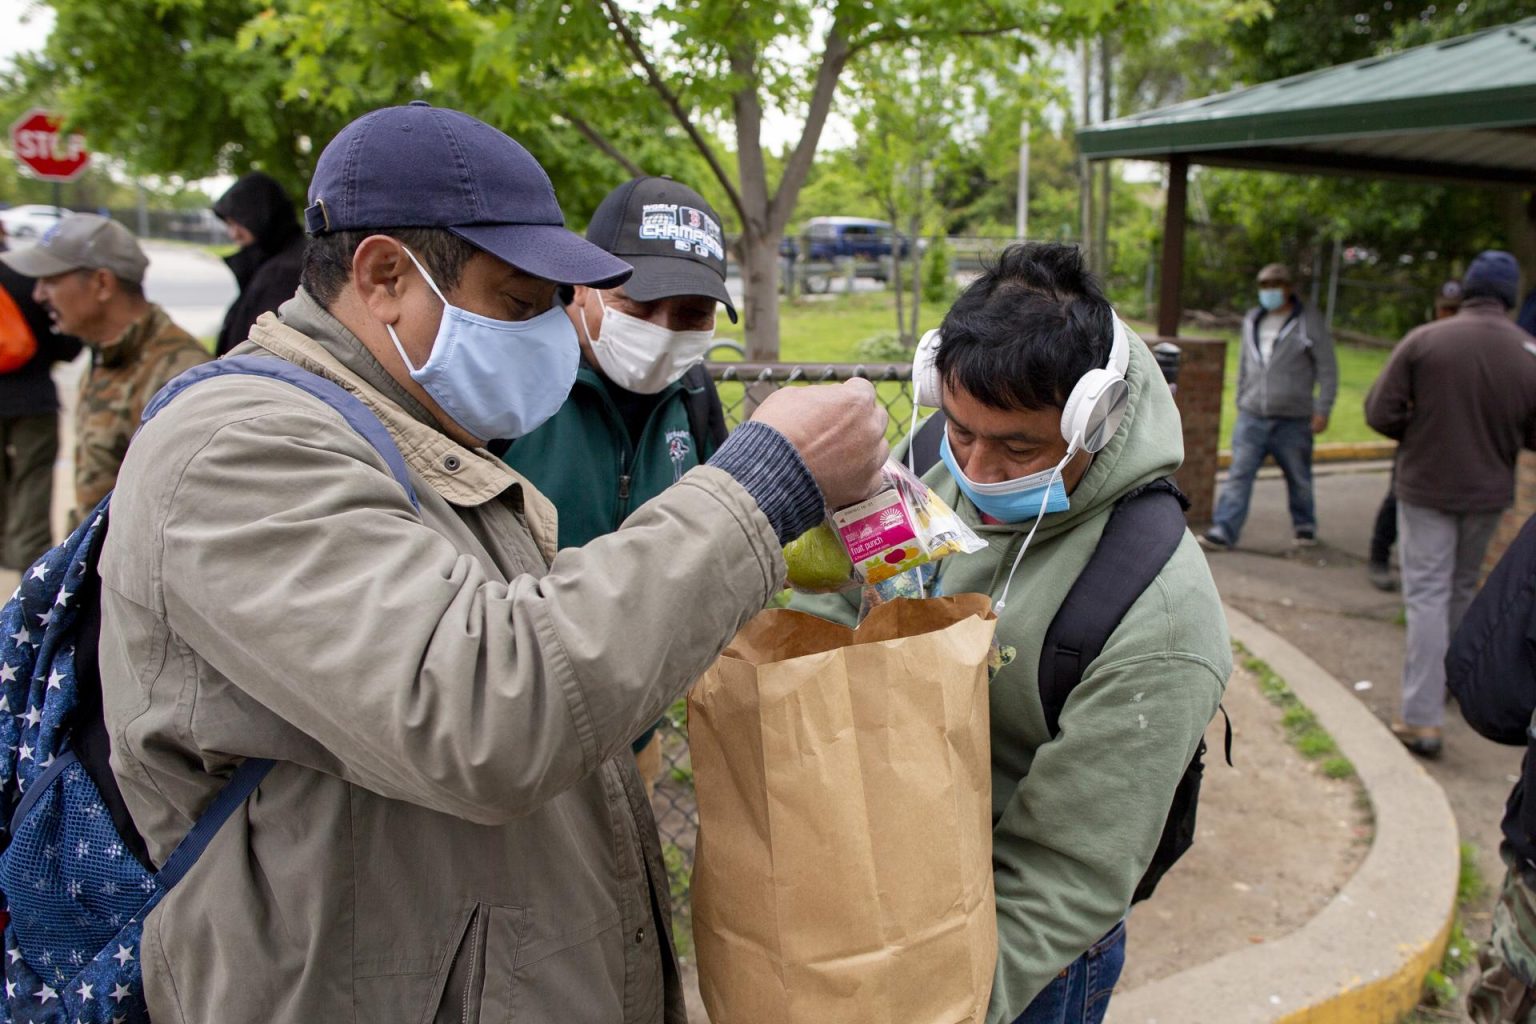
[10,0,715,229]
[1106,0,1533,338]
[500,0,1128,358]
[1225,0,1531,83]
[845,45,969,345]
[15,0,1131,357]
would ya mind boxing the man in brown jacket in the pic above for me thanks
[0,213,209,526]
[1365,250,1536,757]
[97,102,887,1023]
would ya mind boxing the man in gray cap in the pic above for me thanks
[1367,250,1536,758]
[0,212,208,525]
[95,102,885,1022]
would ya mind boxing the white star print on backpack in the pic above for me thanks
[0,357,418,1022]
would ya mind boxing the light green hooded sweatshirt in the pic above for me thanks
[793,333,1230,1021]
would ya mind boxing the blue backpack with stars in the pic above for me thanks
[0,357,418,1023]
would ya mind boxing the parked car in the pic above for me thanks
[0,204,67,240]
[799,217,910,264]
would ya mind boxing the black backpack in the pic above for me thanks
[680,364,729,454]
[911,410,1231,903]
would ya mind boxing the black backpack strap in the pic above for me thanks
[908,409,947,477]
[680,364,729,453]
[1038,478,1190,736]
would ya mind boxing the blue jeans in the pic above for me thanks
[1010,921,1128,1024]
[1210,412,1315,544]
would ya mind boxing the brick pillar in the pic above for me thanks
[1160,335,1226,527]
[1483,450,1536,574]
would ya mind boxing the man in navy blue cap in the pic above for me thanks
[1367,250,1536,758]
[95,102,888,1023]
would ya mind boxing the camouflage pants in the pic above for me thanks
[1470,867,1536,1024]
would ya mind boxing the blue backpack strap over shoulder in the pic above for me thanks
[141,355,420,511]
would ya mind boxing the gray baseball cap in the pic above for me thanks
[0,213,149,285]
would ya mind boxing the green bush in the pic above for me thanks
[853,331,910,362]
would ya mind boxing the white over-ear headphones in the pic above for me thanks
[912,313,1133,456]
[913,327,945,410]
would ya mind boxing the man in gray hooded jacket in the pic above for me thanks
[1201,262,1337,552]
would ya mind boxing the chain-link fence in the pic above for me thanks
[709,361,917,439]
[649,362,918,957]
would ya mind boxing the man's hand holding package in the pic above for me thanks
[751,379,889,510]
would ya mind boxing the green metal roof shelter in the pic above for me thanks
[1076,17,1536,337]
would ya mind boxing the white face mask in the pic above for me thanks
[582,291,714,394]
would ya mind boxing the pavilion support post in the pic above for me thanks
[1157,155,1188,338]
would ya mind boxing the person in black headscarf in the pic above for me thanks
[212,171,305,356]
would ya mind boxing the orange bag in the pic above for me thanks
[0,287,39,373]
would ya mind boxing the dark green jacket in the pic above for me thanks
[503,364,727,549]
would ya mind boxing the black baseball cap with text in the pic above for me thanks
[584,177,737,323]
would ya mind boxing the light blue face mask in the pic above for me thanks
[939,431,1073,612]
[1258,288,1287,312]
[386,247,578,442]
[939,431,1070,522]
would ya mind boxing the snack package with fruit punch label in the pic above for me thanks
[782,459,984,593]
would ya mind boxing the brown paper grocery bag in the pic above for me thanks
[689,594,998,1024]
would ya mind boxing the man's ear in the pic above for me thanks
[351,235,411,326]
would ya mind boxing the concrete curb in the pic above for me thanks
[1217,441,1397,469]
[1106,604,1460,1024]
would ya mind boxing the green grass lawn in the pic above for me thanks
[713,292,1393,448]
[712,290,908,363]
[711,291,923,440]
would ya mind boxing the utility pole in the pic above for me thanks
[1079,40,1093,260]
[1095,35,1112,278]
[1016,111,1030,242]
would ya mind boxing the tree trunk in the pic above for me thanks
[738,225,783,362]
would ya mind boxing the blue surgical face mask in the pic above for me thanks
[385,247,578,442]
[939,431,1070,522]
[939,431,1073,612]
[1258,288,1286,312]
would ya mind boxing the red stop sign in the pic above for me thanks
[10,109,90,183]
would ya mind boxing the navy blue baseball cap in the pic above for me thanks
[304,102,632,289]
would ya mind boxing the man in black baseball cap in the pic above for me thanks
[95,102,888,1023]
[504,175,737,794]
[504,176,737,542]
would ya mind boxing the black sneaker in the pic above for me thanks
[1367,562,1397,591]
[1293,529,1318,549]
[1198,529,1232,552]
[1391,721,1442,759]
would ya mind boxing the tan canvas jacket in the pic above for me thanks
[97,289,784,1023]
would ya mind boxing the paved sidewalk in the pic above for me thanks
[1202,463,1524,948]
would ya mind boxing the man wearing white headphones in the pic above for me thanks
[798,243,1230,1024]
